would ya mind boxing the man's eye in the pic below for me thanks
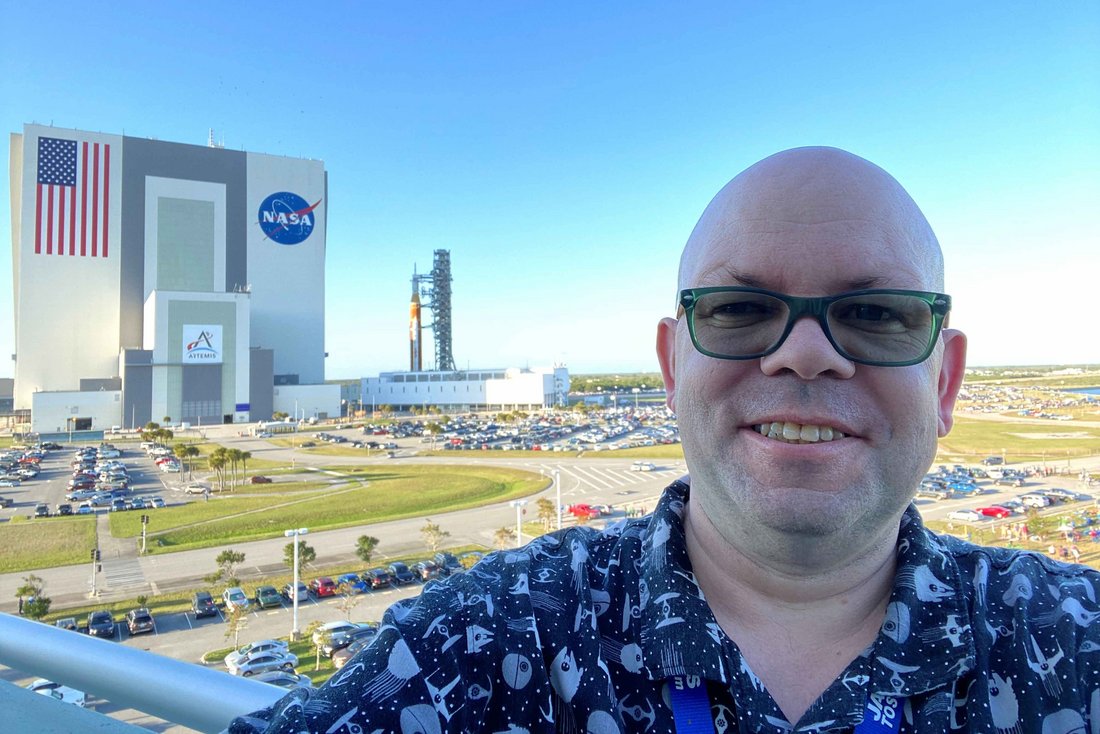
[703,299,778,326]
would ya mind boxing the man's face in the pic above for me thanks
[657,150,966,549]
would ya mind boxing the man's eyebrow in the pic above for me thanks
[696,269,894,292]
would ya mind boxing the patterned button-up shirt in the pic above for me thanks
[228,481,1100,733]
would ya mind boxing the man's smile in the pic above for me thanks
[753,421,849,444]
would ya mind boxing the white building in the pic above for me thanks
[361,367,570,412]
[8,124,339,433]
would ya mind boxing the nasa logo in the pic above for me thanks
[257,192,321,245]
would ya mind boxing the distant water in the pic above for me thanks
[1066,387,1100,396]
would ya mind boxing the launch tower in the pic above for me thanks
[411,249,456,372]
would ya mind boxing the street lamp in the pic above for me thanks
[632,388,640,412]
[283,527,309,640]
[509,500,528,548]
[554,469,561,531]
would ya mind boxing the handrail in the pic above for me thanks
[0,612,285,733]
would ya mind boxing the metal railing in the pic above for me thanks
[0,612,285,733]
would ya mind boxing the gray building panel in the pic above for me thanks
[249,348,273,420]
[181,363,224,424]
[79,377,122,391]
[118,137,247,349]
[122,350,153,429]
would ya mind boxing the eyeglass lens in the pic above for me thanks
[691,291,935,363]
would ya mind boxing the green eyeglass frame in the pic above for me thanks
[679,286,952,367]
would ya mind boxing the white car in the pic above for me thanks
[312,620,363,646]
[947,509,982,522]
[630,461,656,472]
[222,587,251,612]
[184,483,209,495]
[26,679,87,707]
[225,639,290,669]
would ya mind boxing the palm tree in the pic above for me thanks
[239,450,252,480]
[208,454,226,492]
[180,445,201,480]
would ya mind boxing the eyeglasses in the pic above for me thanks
[679,287,951,367]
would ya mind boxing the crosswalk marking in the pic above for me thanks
[102,557,146,590]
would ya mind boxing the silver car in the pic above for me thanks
[227,650,298,677]
[224,639,290,670]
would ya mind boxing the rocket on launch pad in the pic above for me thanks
[409,280,423,372]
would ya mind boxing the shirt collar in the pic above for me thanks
[636,482,975,695]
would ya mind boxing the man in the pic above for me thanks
[229,148,1098,734]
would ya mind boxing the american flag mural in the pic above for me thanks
[35,135,111,257]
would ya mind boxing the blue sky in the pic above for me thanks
[2,2,1097,378]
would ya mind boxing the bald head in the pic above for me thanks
[677,147,943,300]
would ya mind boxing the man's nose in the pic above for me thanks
[759,316,856,379]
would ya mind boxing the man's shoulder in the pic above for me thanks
[929,528,1100,601]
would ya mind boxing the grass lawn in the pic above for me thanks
[0,516,97,573]
[127,465,546,553]
[935,414,1099,464]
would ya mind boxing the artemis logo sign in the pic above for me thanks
[183,325,222,364]
[257,191,321,245]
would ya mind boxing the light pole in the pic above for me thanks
[510,500,528,548]
[632,388,640,412]
[554,469,562,531]
[283,527,309,640]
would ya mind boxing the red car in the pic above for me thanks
[977,506,1012,519]
[567,503,602,520]
[309,577,337,597]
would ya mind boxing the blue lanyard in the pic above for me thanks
[668,676,713,734]
[668,678,904,734]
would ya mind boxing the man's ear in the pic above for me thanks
[656,317,679,412]
[936,328,967,437]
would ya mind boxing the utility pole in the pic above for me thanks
[140,514,149,554]
[90,548,100,596]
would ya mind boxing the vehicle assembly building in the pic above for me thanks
[8,123,340,433]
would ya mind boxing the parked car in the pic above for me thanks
[312,621,364,646]
[34,503,49,517]
[281,581,309,602]
[977,506,1013,519]
[249,475,272,484]
[224,639,290,669]
[0,496,13,508]
[1047,487,1084,501]
[250,670,313,690]
[309,577,337,597]
[0,478,21,488]
[335,573,367,594]
[54,617,78,631]
[184,483,209,495]
[322,624,379,657]
[254,585,283,609]
[223,587,251,612]
[388,562,416,585]
[110,498,128,513]
[364,568,393,589]
[433,552,463,577]
[630,461,656,472]
[413,560,441,582]
[191,591,218,618]
[26,679,87,707]
[87,610,116,638]
[56,503,74,516]
[125,608,155,635]
[332,635,374,669]
[915,487,949,500]
[1020,494,1052,509]
[947,509,982,522]
[981,456,1004,465]
[148,496,166,508]
[227,650,298,677]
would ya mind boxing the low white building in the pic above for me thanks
[361,367,569,412]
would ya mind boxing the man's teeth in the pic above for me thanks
[754,422,846,444]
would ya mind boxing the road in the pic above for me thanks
[0,430,683,612]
